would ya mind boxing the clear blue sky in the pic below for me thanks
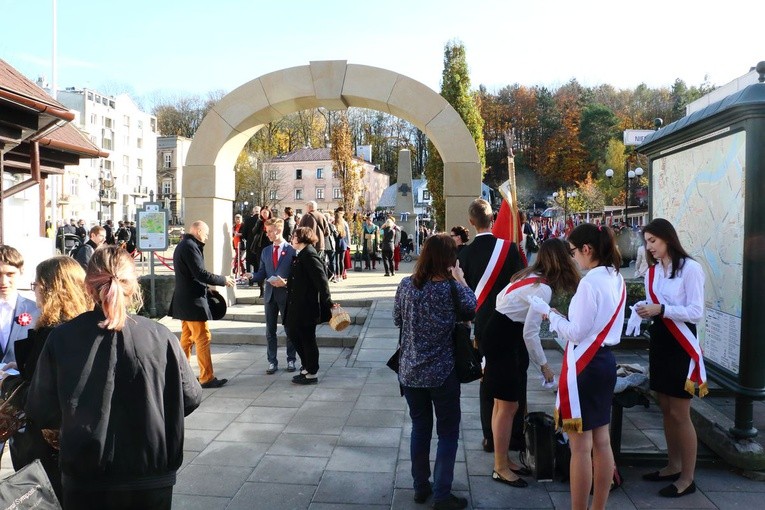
[2,0,761,108]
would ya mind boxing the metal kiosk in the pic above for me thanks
[637,61,765,441]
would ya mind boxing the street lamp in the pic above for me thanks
[605,166,643,226]
[552,189,577,220]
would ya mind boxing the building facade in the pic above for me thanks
[54,87,157,225]
[156,135,191,225]
[265,147,389,215]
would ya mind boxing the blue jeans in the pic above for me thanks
[264,298,295,366]
[403,370,461,502]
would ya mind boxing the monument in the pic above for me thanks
[394,149,416,239]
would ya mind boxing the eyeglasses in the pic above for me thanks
[568,246,577,257]
[30,282,39,291]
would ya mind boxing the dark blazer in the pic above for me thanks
[284,245,333,329]
[2,295,39,365]
[251,241,296,305]
[457,233,523,343]
[169,234,226,321]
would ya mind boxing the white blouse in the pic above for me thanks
[549,266,624,347]
[643,258,704,324]
[495,276,552,368]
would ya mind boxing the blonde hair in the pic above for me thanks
[86,246,143,330]
[35,256,93,328]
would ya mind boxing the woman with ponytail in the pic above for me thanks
[27,246,202,510]
[528,223,626,510]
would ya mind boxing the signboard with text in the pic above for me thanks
[136,203,169,251]
[624,129,656,146]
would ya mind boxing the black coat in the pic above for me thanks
[169,234,226,321]
[457,233,523,344]
[284,245,333,329]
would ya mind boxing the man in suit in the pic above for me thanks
[0,244,39,465]
[249,218,297,374]
[457,199,524,453]
[169,221,235,388]
[242,205,261,274]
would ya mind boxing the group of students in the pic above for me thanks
[0,244,201,509]
[394,198,705,510]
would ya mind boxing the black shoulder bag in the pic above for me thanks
[448,280,482,383]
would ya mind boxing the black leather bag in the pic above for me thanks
[0,459,61,509]
[449,280,481,384]
[524,412,556,481]
[386,328,402,374]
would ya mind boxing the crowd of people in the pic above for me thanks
[394,199,705,509]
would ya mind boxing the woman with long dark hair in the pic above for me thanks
[27,246,202,510]
[394,234,476,509]
[636,218,705,498]
[484,239,580,488]
[528,223,626,510]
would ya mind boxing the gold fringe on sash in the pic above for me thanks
[554,407,559,430]
[684,379,710,398]
[561,418,583,434]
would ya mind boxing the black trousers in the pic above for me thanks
[292,320,320,375]
[63,486,172,510]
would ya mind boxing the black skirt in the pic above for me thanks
[576,345,617,431]
[649,319,695,399]
[483,315,529,402]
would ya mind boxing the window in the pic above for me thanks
[90,113,97,125]
[137,159,143,170]
[269,190,277,200]
[102,138,113,150]
[295,189,303,200]
[137,138,143,149]
[333,188,342,199]
[123,115,130,126]
[103,117,113,129]
[123,135,129,147]
[138,120,144,130]
[422,190,431,201]
[108,100,114,108]
[103,160,113,171]
[316,188,324,200]
[316,168,323,179]
[295,168,302,180]
[162,181,172,195]
[70,176,78,196]
[87,92,93,101]
[268,169,277,180]
[122,155,129,167]
[164,153,172,168]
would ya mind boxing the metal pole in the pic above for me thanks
[730,395,758,439]
[624,169,629,226]
[149,251,157,317]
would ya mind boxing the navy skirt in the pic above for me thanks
[649,320,695,399]
[576,345,616,431]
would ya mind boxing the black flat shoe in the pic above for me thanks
[659,481,696,498]
[510,466,532,477]
[643,470,681,482]
[413,485,432,504]
[492,470,528,488]
[200,377,228,389]
[482,438,494,453]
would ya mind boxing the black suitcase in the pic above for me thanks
[523,412,556,481]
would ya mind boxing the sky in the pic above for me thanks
[1,0,763,109]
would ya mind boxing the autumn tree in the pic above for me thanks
[424,40,486,228]
[330,114,365,213]
[153,90,225,137]
[234,147,285,210]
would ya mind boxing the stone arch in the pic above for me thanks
[185,60,481,274]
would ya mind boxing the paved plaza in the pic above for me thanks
[2,262,764,508]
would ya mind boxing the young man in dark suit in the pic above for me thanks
[248,219,297,374]
[457,199,524,453]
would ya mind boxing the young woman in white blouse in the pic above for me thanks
[529,223,626,510]
[485,239,580,488]
[636,218,706,498]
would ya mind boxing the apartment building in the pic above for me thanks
[54,86,157,225]
[156,135,191,225]
[267,146,389,215]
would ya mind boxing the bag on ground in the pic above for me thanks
[524,412,556,481]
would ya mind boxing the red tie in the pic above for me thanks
[273,245,279,268]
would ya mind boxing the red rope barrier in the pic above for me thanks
[153,252,175,271]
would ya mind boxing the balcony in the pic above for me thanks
[131,186,150,197]
[99,189,118,204]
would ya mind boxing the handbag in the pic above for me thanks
[386,328,402,374]
[0,459,62,509]
[448,280,482,384]
[524,412,556,481]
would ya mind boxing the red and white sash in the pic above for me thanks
[474,239,511,311]
[555,280,626,433]
[647,265,708,397]
[502,276,548,296]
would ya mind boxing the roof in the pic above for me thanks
[273,146,373,166]
[0,58,69,112]
[377,179,429,208]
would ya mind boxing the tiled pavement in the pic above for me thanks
[2,262,763,508]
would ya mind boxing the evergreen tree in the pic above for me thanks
[424,40,486,228]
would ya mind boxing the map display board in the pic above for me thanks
[136,204,169,251]
[651,130,745,375]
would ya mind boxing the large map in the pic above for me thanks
[652,130,745,375]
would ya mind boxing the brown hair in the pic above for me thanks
[0,245,24,270]
[411,234,457,289]
[89,225,106,237]
[266,218,284,229]
[284,206,294,217]
[468,199,493,229]
[642,218,692,278]
[292,226,318,245]
[450,225,470,244]
[86,245,143,330]
[568,223,622,271]
[511,238,580,294]
[35,256,94,328]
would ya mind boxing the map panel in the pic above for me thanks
[137,210,168,251]
[652,131,745,374]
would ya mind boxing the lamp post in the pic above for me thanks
[605,166,643,226]
[552,189,577,220]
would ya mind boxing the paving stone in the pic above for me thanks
[216,421,285,443]
[183,411,239,431]
[346,409,406,428]
[191,440,270,467]
[174,464,254,497]
[249,455,328,485]
[325,445,399,473]
[170,494,230,510]
[182,429,220,452]
[313,471,394,505]
[469,474,553,508]
[196,396,253,414]
[338,426,402,448]
[268,433,339,458]
[226,482,316,510]
[235,405,298,424]
[284,414,348,435]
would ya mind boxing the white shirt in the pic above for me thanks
[495,276,552,367]
[643,258,704,324]
[0,292,19,353]
[549,266,624,346]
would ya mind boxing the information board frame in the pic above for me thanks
[136,202,169,251]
